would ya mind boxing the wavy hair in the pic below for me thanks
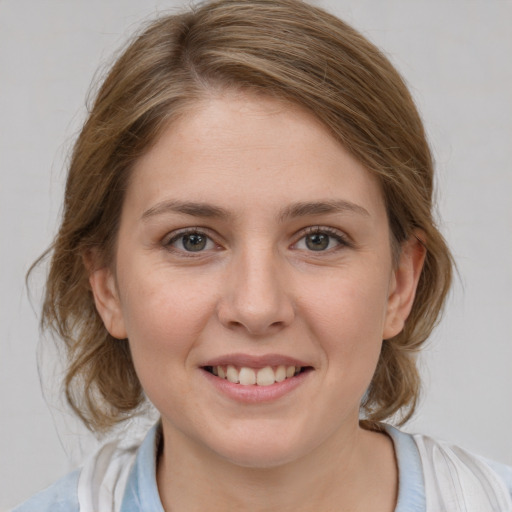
[38,0,453,432]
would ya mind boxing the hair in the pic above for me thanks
[39,0,453,432]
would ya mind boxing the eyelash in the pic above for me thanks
[163,228,218,256]
[293,226,352,253]
[162,226,351,255]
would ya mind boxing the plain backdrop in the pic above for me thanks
[1,0,511,509]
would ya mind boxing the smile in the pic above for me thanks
[204,365,305,386]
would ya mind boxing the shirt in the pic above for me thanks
[12,424,512,512]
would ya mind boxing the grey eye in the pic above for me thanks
[165,229,217,254]
[294,228,348,253]
[181,233,208,251]
[305,233,330,251]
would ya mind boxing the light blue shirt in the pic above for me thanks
[12,424,512,512]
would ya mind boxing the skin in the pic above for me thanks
[90,91,425,512]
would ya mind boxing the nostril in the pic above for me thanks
[230,320,287,336]
[216,280,295,334]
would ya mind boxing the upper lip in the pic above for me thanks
[201,353,310,369]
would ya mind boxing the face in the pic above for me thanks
[91,92,422,468]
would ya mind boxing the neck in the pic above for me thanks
[156,422,397,512]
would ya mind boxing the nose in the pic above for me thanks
[216,245,295,336]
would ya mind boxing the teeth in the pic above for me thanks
[275,365,286,382]
[226,365,239,383]
[210,364,303,385]
[256,366,275,386]
[239,367,256,386]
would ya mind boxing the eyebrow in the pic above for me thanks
[141,200,232,221]
[277,200,370,222]
[141,199,369,222]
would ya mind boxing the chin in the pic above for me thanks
[207,427,312,469]
[219,446,301,469]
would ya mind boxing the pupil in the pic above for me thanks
[306,233,329,251]
[183,234,206,251]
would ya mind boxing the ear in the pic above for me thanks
[84,251,127,340]
[382,232,426,340]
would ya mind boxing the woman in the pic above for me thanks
[12,0,512,510]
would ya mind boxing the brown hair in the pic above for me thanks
[40,0,452,432]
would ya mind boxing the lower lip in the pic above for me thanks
[201,368,311,403]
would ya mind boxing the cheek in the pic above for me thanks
[117,266,219,367]
[300,269,389,372]
[120,275,219,416]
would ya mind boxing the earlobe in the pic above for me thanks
[383,232,426,340]
[87,262,128,340]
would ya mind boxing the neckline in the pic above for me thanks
[121,423,426,512]
[384,425,426,512]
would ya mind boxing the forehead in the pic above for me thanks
[125,92,386,221]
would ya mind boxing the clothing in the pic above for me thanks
[12,424,512,512]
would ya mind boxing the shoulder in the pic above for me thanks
[412,431,512,510]
[482,457,512,497]
[384,425,512,511]
[10,470,80,512]
[10,436,141,512]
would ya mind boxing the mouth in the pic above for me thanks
[203,365,311,386]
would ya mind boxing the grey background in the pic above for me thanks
[1,0,511,509]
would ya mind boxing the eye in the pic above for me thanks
[165,230,216,253]
[294,227,349,252]
[304,232,331,251]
